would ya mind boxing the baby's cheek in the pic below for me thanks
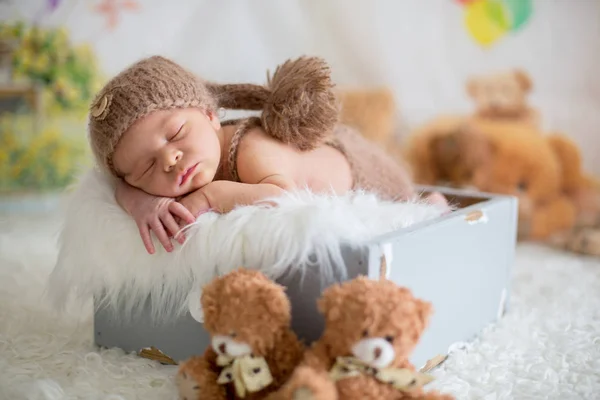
[193,169,212,188]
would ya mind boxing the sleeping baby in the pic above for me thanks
[87,55,447,254]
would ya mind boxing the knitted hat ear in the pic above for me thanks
[207,56,340,151]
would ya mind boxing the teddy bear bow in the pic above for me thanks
[330,356,435,392]
[216,353,274,398]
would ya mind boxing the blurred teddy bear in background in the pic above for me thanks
[337,86,414,178]
[338,87,398,147]
[467,68,540,128]
[405,115,600,256]
[403,115,491,189]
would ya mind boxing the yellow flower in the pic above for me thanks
[54,76,68,92]
[18,49,33,72]
[54,27,69,47]
[33,53,50,74]
[63,82,79,103]
[22,28,33,47]
[30,27,43,44]
[11,23,24,39]
[75,43,93,62]
[53,45,68,64]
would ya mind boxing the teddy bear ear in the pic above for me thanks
[416,298,433,330]
[261,284,292,324]
[466,77,480,98]
[316,284,344,322]
[200,279,222,332]
[513,69,532,92]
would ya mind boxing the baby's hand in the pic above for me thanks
[130,196,196,254]
[115,180,195,254]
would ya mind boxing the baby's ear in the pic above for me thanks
[513,69,532,92]
[205,108,222,130]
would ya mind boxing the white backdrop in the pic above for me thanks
[4,0,600,174]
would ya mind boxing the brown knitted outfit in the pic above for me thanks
[87,55,414,202]
[223,118,414,201]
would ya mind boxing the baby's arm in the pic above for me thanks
[176,129,297,216]
[177,176,293,216]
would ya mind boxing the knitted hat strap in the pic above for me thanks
[227,116,263,182]
[206,82,270,111]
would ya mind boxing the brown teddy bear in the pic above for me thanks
[546,134,600,228]
[338,87,398,147]
[403,115,491,189]
[337,86,410,168]
[467,69,540,128]
[406,117,600,255]
[473,123,600,255]
[176,268,305,400]
[275,276,454,400]
[467,120,578,240]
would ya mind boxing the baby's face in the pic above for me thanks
[112,107,221,197]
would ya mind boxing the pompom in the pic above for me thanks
[262,56,340,150]
[206,56,340,151]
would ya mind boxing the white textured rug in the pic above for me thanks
[1,211,599,400]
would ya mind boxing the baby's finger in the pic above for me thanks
[169,202,196,225]
[150,219,174,253]
[138,223,155,254]
[162,213,186,244]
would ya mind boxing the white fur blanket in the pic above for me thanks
[47,168,446,321]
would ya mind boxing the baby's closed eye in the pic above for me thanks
[168,121,186,141]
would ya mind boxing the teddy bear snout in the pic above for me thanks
[351,337,395,369]
[211,335,252,357]
[374,347,382,359]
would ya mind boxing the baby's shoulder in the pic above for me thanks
[236,123,296,156]
[229,121,299,183]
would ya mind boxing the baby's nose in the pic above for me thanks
[164,151,182,172]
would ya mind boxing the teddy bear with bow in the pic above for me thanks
[175,268,305,400]
[275,276,454,400]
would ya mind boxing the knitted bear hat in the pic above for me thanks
[87,55,339,176]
